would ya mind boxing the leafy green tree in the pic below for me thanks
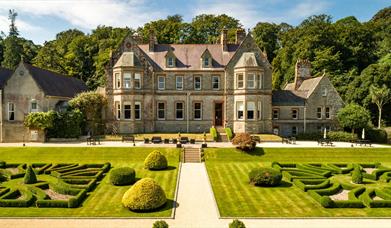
[370,84,391,128]
[24,111,56,130]
[252,22,281,62]
[337,103,371,133]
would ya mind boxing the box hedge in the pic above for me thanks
[109,167,136,186]
[248,168,282,187]
[144,151,168,170]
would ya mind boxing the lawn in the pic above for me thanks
[0,147,180,217]
[205,147,391,217]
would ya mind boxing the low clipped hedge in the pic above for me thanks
[293,179,331,192]
[0,189,36,207]
[296,131,358,142]
[249,168,282,187]
[366,128,388,144]
[144,151,168,170]
[109,167,136,186]
[122,178,167,211]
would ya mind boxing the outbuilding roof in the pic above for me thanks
[0,67,13,88]
[272,90,306,106]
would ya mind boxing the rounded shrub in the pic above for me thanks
[24,165,37,184]
[232,133,256,152]
[229,219,246,228]
[122,178,167,211]
[249,167,282,187]
[152,220,169,228]
[0,161,5,168]
[144,151,168,170]
[352,165,363,184]
[109,167,136,186]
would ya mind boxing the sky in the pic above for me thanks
[0,0,389,44]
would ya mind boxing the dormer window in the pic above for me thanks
[168,57,174,67]
[166,48,176,68]
[204,57,210,67]
[201,49,213,68]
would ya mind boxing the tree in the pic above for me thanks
[370,84,391,128]
[24,111,56,131]
[252,22,281,62]
[337,103,371,133]
[8,9,19,36]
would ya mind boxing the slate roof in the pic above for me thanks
[272,90,306,106]
[137,43,239,70]
[24,63,87,98]
[0,67,13,88]
[285,76,324,98]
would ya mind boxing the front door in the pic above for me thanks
[214,103,223,126]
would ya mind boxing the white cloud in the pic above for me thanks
[0,0,167,30]
[0,14,42,34]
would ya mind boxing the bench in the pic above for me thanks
[318,139,333,146]
[355,140,371,147]
[122,136,134,143]
[180,137,189,144]
[282,137,295,144]
[87,136,101,145]
[152,136,162,144]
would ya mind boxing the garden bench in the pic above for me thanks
[172,138,178,144]
[282,137,289,144]
[180,137,189,144]
[122,136,134,143]
[163,139,170,144]
[190,138,196,144]
[87,136,100,145]
[318,139,333,146]
[144,138,150,144]
[151,136,162,144]
[355,140,371,147]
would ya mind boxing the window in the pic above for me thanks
[292,109,298,120]
[135,102,141,120]
[168,57,174,67]
[292,126,298,136]
[212,76,220,90]
[176,76,183,90]
[134,73,141,89]
[236,101,244,120]
[8,102,15,121]
[272,109,279,120]
[31,101,38,112]
[204,57,210,67]
[175,102,184,120]
[317,107,322,119]
[325,107,330,119]
[322,86,328,96]
[114,73,121,89]
[157,102,165,120]
[194,76,201,90]
[124,103,131,120]
[257,102,262,119]
[123,72,132,89]
[259,73,263,89]
[115,102,121,120]
[246,102,255,120]
[237,73,244,89]
[158,76,165,90]
[194,102,202,120]
[247,73,256,89]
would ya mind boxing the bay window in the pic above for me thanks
[247,73,255,89]
[247,102,255,119]
[123,72,132,88]
[236,101,244,120]
[134,73,141,89]
[237,73,244,89]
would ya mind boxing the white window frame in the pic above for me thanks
[194,102,202,120]
[247,102,255,120]
[272,109,279,120]
[135,102,141,120]
[322,86,328,96]
[236,101,244,120]
[247,73,256,89]
[212,75,220,90]
[31,101,38,113]
[317,107,322,119]
[168,57,174,67]
[259,73,263,89]
[115,102,121,120]
[158,76,165,90]
[157,102,165,120]
[124,102,132,120]
[204,57,210,67]
[292,109,298,120]
[175,102,184,120]
[325,107,331,119]
[237,73,244,89]
[176,76,183,90]
[134,73,141,89]
[114,73,121,89]
[257,101,262,120]
[194,76,202,90]
[8,102,15,121]
[123,72,132,89]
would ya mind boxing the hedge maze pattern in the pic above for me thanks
[0,162,110,208]
[272,162,391,208]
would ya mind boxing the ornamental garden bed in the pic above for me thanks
[0,147,179,217]
[205,147,391,217]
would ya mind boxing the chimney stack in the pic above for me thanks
[220,28,228,52]
[235,28,246,44]
[149,29,157,52]
[294,59,312,90]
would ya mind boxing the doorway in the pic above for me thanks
[214,103,223,126]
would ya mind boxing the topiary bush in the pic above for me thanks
[24,166,37,184]
[122,178,167,211]
[232,133,256,152]
[109,167,136,186]
[352,165,363,184]
[249,167,282,187]
[229,219,246,228]
[144,151,168,170]
[152,220,169,228]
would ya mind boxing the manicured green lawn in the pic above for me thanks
[0,147,180,217]
[205,147,391,217]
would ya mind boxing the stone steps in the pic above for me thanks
[183,148,200,163]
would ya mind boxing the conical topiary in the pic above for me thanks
[122,178,167,211]
[352,165,363,184]
[24,165,37,184]
[144,150,168,170]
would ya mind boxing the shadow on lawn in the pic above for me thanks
[130,199,178,214]
[243,147,265,157]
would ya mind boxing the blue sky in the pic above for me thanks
[0,0,389,44]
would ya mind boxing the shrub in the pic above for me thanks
[144,151,168,170]
[46,109,84,138]
[225,128,233,141]
[249,168,282,187]
[229,219,246,228]
[352,165,363,184]
[24,111,55,130]
[366,128,388,143]
[24,166,37,184]
[327,131,357,142]
[210,127,218,141]
[0,161,5,168]
[296,132,322,140]
[109,167,136,186]
[122,178,167,211]
[232,133,256,152]
[152,220,169,228]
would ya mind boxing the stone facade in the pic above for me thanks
[105,30,344,136]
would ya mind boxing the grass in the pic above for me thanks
[0,147,180,217]
[205,147,391,217]
[251,134,282,142]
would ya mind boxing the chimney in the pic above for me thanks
[220,28,228,52]
[149,29,157,52]
[235,28,246,44]
[294,59,312,90]
[132,32,142,44]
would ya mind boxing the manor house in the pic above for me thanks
[104,29,344,136]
